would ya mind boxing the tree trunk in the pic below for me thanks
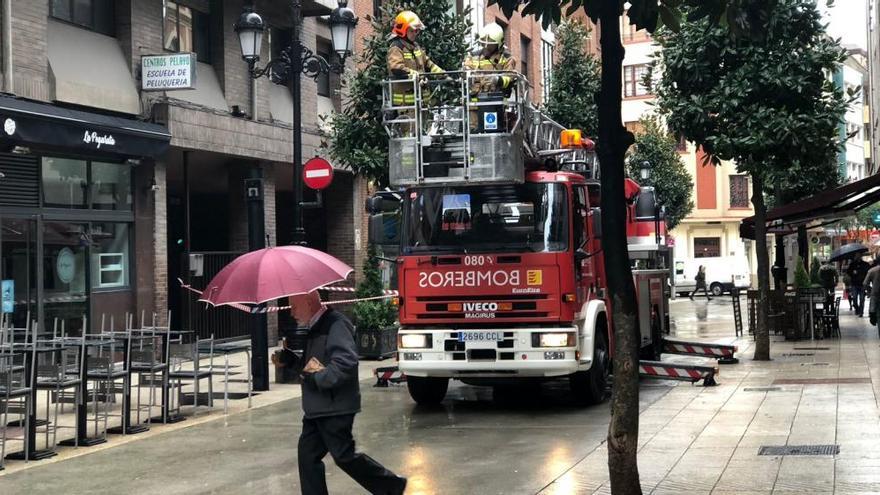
[598,8,642,494]
[752,174,771,360]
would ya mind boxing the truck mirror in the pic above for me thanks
[590,207,602,239]
[368,215,385,244]
[365,196,384,214]
[575,249,590,263]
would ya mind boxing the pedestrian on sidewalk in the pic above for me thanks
[689,265,711,300]
[847,256,870,317]
[275,292,407,495]
[864,258,880,327]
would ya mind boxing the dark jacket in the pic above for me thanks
[848,259,870,287]
[299,308,361,419]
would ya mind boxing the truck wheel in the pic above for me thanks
[406,376,449,405]
[570,331,609,405]
[710,283,724,296]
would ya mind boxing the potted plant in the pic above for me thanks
[353,244,398,359]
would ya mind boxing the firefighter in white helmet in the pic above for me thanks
[463,23,516,130]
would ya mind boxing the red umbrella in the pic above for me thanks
[198,246,353,307]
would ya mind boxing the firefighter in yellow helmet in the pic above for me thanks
[387,11,445,110]
[463,23,516,131]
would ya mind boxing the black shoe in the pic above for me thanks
[689,295,694,300]
[391,476,407,495]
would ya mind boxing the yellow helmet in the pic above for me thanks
[479,22,505,45]
[392,11,425,38]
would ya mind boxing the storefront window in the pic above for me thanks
[90,223,130,289]
[43,222,89,331]
[42,157,88,208]
[91,162,132,210]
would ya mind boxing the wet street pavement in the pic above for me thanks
[5,294,880,494]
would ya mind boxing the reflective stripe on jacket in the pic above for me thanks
[387,37,443,106]
[463,50,516,95]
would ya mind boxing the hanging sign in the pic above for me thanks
[141,53,197,91]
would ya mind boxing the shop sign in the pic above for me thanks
[141,53,197,91]
[82,130,116,149]
[1,280,13,313]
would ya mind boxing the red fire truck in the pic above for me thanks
[373,71,670,405]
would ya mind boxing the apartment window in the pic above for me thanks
[316,38,333,97]
[624,64,650,97]
[694,237,721,258]
[520,36,531,82]
[729,175,749,208]
[51,0,115,36]
[164,1,212,63]
[541,40,554,103]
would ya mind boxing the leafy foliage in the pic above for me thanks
[353,244,397,330]
[651,0,848,186]
[855,202,880,229]
[625,118,694,230]
[324,0,471,186]
[543,20,600,135]
[794,256,811,289]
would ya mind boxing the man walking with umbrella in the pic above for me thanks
[278,292,407,495]
[847,255,870,317]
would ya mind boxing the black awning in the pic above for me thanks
[740,173,880,239]
[0,95,170,158]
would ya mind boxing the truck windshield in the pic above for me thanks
[402,183,569,253]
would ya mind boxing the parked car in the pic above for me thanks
[674,256,751,296]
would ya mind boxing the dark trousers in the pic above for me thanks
[298,413,401,495]
[851,285,866,316]
[690,284,710,299]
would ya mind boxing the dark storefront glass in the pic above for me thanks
[91,162,132,210]
[42,157,88,208]
[1,218,37,330]
[43,222,89,334]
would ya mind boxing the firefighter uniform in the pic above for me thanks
[463,50,516,96]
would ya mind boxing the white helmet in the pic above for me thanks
[479,23,505,45]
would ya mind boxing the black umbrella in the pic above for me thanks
[829,243,868,263]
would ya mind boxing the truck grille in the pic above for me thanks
[443,332,516,362]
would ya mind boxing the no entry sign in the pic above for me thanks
[303,157,334,190]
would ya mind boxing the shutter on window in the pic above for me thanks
[0,153,40,207]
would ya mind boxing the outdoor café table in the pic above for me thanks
[7,342,73,460]
[152,330,193,424]
[199,340,252,415]
[58,338,118,447]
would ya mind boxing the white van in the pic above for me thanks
[674,256,751,296]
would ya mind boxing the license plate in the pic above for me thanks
[457,331,504,342]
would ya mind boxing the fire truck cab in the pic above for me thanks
[373,71,669,405]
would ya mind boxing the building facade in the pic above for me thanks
[0,0,369,340]
[838,48,870,182]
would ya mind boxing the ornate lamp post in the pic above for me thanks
[236,0,357,244]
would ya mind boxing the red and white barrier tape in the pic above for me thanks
[663,341,735,358]
[640,363,707,380]
[322,286,399,296]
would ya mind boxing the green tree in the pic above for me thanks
[488,1,773,491]
[353,244,397,331]
[625,118,693,230]
[652,0,848,362]
[324,0,471,187]
[544,20,600,135]
[794,256,811,288]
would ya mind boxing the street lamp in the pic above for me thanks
[235,0,358,244]
[640,160,651,181]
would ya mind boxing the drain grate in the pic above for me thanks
[800,362,830,366]
[743,386,783,392]
[781,352,815,357]
[759,444,839,456]
[794,347,830,350]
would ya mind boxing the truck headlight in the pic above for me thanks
[533,332,574,347]
[399,334,432,349]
